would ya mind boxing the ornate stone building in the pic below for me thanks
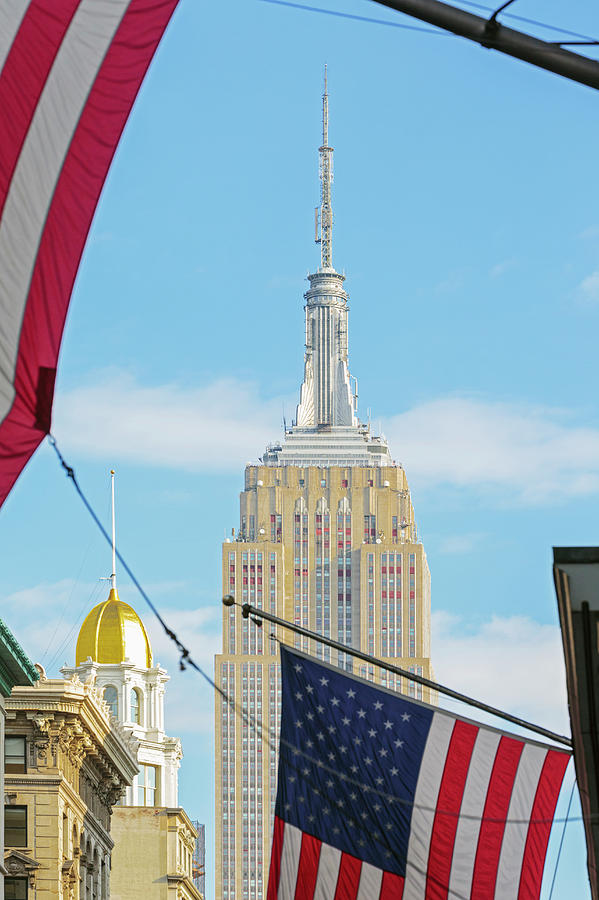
[4,672,138,899]
[0,617,38,898]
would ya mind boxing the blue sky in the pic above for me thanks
[2,0,599,896]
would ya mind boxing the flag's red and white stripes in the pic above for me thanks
[0,0,180,508]
[268,711,569,900]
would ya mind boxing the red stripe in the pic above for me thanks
[0,0,81,219]
[333,852,362,900]
[294,832,321,900]
[470,735,525,900]
[267,816,285,900]
[517,751,570,900]
[379,871,405,899]
[425,719,478,900]
[0,0,180,508]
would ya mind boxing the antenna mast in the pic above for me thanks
[316,65,333,269]
[110,469,116,590]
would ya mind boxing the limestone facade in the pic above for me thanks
[4,674,138,899]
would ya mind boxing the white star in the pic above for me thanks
[374,701,383,710]
[350,765,358,774]
[326,779,334,788]
[316,732,325,741]
[357,709,366,719]
[295,691,303,700]
[320,677,329,686]
[306,712,314,721]
[385,822,393,831]
[364,756,372,766]
[394,739,404,749]
[308,814,315,823]
[390,766,399,776]
[316,760,324,768]
[384,720,393,730]
[373,830,380,840]
[353,736,362,745]
[317,705,325,714]
[285,802,291,811]
[360,811,368,820]
[385,850,392,858]
[327,725,336,734]
[339,745,347,754]
[363,785,372,792]
[323,807,330,815]
[294,663,302,672]
[402,712,411,722]
[342,716,350,726]
[289,776,296,783]
[350,791,357,801]
[328,752,336,761]
[312,787,320,796]
[378,748,388,757]
[333,827,340,835]
[358,838,365,847]
[295,720,303,728]
[347,818,355,827]
[306,684,314,694]
[337,799,344,808]
[302,767,309,776]
[374,803,382,812]
[298,796,305,804]
[292,748,300,756]
[375,776,384,786]
[331,697,340,707]
[306,740,313,749]
[347,688,356,699]
[339,773,348,781]
[368,728,377,738]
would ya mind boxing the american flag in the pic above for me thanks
[267,646,570,900]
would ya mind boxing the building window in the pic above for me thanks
[103,685,118,718]
[5,736,26,773]
[137,764,158,806]
[130,688,142,724]
[5,879,27,900]
[5,806,27,846]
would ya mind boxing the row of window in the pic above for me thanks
[103,685,143,724]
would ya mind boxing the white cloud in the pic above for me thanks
[384,396,599,503]
[432,611,569,736]
[53,371,290,471]
[53,371,599,504]
[578,270,599,304]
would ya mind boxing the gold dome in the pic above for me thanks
[76,588,153,668]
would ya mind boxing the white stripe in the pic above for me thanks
[494,744,547,900]
[278,822,302,900]
[356,861,383,900]
[0,0,29,78]
[313,841,341,900]
[447,728,502,900]
[0,0,130,423]
[403,712,456,900]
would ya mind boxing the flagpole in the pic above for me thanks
[225,597,572,749]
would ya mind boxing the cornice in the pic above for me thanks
[0,617,38,694]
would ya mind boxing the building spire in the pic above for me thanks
[110,469,117,591]
[317,64,333,269]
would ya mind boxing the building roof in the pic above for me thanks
[76,587,153,668]
[0,617,38,697]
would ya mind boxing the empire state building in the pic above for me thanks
[214,72,433,900]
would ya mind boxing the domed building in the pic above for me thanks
[62,585,181,807]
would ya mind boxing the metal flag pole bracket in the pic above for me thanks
[225,596,572,748]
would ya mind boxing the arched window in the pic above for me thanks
[103,685,118,718]
[130,687,142,724]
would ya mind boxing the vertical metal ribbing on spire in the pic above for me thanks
[319,65,333,269]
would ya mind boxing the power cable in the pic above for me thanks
[48,435,582,827]
[547,777,577,900]
[258,0,447,34]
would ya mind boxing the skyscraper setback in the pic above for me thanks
[214,72,433,900]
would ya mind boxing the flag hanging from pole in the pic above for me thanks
[267,646,570,900]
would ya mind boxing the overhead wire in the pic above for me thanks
[258,0,599,47]
[48,434,584,828]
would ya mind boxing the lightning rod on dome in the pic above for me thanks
[110,469,116,591]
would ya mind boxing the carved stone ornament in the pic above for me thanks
[4,849,40,882]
